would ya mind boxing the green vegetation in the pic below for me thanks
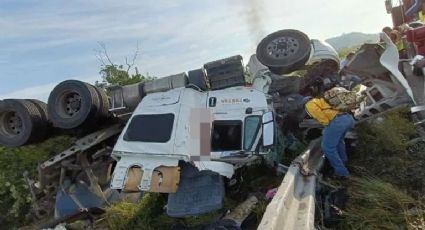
[100,193,229,230]
[252,198,270,222]
[355,109,416,154]
[340,177,425,229]
[101,193,173,230]
[0,136,73,229]
[98,64,154,87]
[351,109,423,196]
[95,43,154,87]
[338,109,425,229]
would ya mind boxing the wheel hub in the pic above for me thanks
[266,36,300,59]
[65,93,81,116]
[5,112,22,135]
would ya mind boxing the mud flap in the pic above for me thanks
[167,163,225,217]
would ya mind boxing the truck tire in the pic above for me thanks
[256,29,311,75]
[0,99,46,147]
[188,69,208,90]
[27,99,48,121]
[27,99,50,140]
[92,85,110,118]
[48,80,100,129]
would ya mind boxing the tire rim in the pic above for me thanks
[58,91,82,118]
[266,36,300,59]
[0,111,23,136]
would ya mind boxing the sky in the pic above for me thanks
[0,0,392,102]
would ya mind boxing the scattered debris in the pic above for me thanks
[224,195,259,226]
[265,188,278,200]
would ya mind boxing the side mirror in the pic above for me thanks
[262,112,274,147]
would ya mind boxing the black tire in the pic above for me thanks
[256,29,311,75]
[0,99,46,147]
[188,69,208,90]
[92,85,110,118]
[27,99,48,122]
[27,99,50,141]
[48,80,100,129]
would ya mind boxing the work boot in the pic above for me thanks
[330,175,351,188]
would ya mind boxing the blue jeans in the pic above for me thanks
[322,114,355,176]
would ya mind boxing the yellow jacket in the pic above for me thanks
[305,98,339,126]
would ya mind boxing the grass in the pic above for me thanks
[100,193,175,230]
[0,135,73,229]
[339,177,424,230]
[336,109,425,229]
[100,193,234,230]
[252,198,269,222]
[350,109,425,197]
[355,109,417,156]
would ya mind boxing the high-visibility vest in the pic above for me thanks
[396,40,405,51]
[419,11,425,22]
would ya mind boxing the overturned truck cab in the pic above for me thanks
[110,86,275,194]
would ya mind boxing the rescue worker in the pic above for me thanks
[305,86,364,179]
[383,26,406,57]
[340,52,355,70]
[391,29,405,52]
[382,26,392,37]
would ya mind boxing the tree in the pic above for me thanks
[95,42,154,87]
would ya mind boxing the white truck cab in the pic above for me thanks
[109,29,341,194]
[110,85,275,192]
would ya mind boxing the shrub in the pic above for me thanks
[0,136,72,229]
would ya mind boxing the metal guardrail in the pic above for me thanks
[258,140,323,230]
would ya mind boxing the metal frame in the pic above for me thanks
[259,140,323,230]
[28,124,123,220]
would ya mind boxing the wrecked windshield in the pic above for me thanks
[211,120,242,151]
[244,116,261,150]
[124,114,174,143]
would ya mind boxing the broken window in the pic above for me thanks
[370,88,384,102]
[211,120,242,151]
[244,116,261,150]
[124,113,174,143]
